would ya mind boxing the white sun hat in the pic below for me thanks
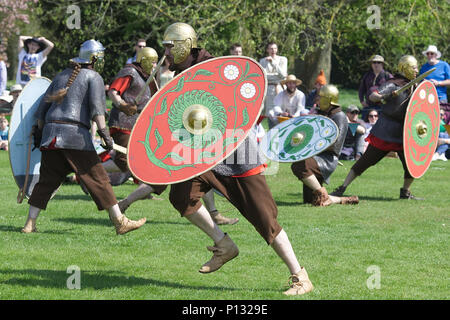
[422,45,441,59]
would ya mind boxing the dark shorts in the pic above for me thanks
[169,172,282,244]
[290,157,323,182]
[29,149,117,210]
[352,144,412,179]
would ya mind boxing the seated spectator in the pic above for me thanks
[305,70,326,114]
[362,108,379,151]
[432,109,450,161]
[267,74,307,128]
[0,84,22,114]
[0,116,9,150]
[359,55,393,120]
[339,105,366,161]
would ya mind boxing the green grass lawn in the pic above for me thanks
[0,150,448,300]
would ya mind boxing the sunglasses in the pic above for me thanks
[372,62,383,64]
[349,110,359,114]
[369,114,378,118]
[426,52,436,56]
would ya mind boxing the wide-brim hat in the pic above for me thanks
[280,74,302,86]
[0,90,13,103]
[368,54,387,65]
[10,84,22,93]
[422,45,441,59]
[24,37,47,54]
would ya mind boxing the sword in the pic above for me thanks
[135,55,166,104]
[394,67,436,95]
[113,143,127,154]
[381,67,436,103]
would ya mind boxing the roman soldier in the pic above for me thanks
[163,22,313,296]
[117,26,238,225]
[21,39,146,235]
[331,55,423,200]
[102,46,169,210]
[290,84,359,206]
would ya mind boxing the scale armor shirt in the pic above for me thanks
[35,68,106,151]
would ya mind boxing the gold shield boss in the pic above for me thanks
[398,55,418,80]
[318,84,340,111]
[137,47,158,74]
[162,22,198,64]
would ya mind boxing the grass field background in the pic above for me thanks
[0,147,448,300]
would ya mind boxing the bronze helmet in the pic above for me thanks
[318,84,340,111]
[162,22,198,64]
[136,47,158,74]
[397,55,418,80]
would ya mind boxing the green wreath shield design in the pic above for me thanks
[168,90,227,149]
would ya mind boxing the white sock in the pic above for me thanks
[271,229,301,275]
[301,175,322,191]
[185,205,225,244]
[108,204,123,219]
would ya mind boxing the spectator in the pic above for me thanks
[0,116,9,150]
[339,105,366,161]
[432,109,450,161]
[305,70,326,113]
[267,74,307,128]
[16,36,54,86]
[362,108,379,151]
[0,54,6,95]
[157,57,175,88]
[420,45,450,103]
[126,38,146,64]
[359,55,393,120]
[259,42,288,118]
[229,43,243,56]
[0,84,22,114]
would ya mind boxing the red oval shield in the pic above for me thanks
[127,56,267,184]
[403,80,440,178]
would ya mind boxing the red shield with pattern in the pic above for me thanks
[403,80,440,178]
[127,56,267,184]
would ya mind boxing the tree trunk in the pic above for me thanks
[294,38,332,93]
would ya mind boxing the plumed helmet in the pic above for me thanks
[318,84,340,111]
[71,39,105,72]
[397,55,418,80]
[162,22,198,64]
[136,47,158,74]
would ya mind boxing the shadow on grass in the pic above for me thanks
[53,217,111,227]
[53,217,190,227]
[0,268,271,292]
[0,224,74,234]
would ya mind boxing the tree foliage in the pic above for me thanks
[18,0,450,88]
